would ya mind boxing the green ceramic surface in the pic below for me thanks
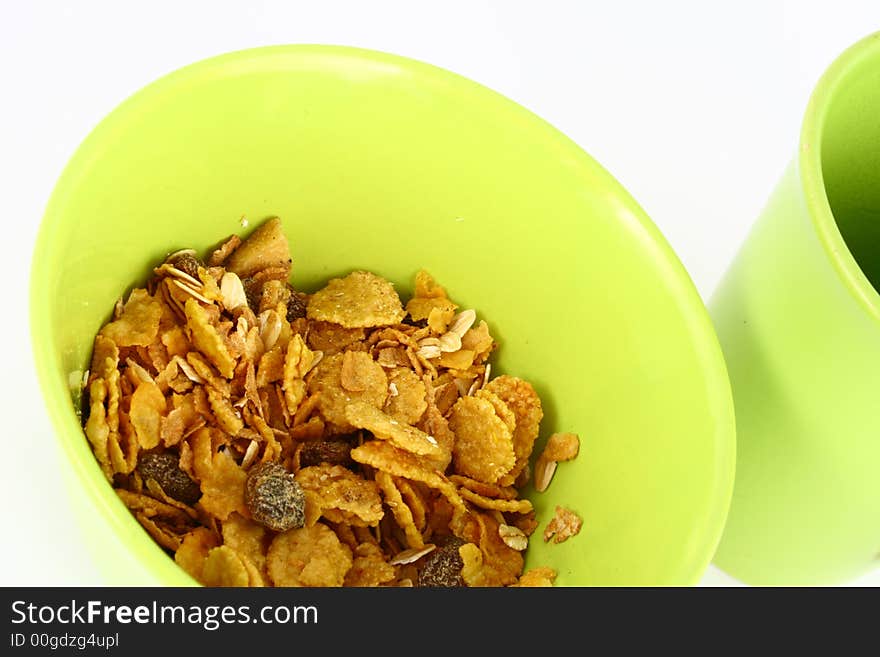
[31,45,734,586]
[711,32,880,585]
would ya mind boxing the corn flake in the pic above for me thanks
[175,527,220,582]
[458,487,533,514]
[307,321,366,356]
[129,380,166,450]
[413,270,448,299]
[344,542,397,587]
[307,271,405,328]
[183,299,236,378]
[541,432,581,461]
[201,546,250,587]
[516,567,557,587]
[340,350,386,394]
[191,428,248,520]
[543,505,583,544]
[308,352,387,430]
[350,440,465,514]
[448,396,515,484]
[221,512,269,575]
[483,375,543,485]
[267,523,353,587]
[296,464,383,527]
[99,289,163,347]
[345,402,441,458]
[376,471,424,549]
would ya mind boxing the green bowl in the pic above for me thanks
[30,45,735,586]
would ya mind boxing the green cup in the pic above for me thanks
[710,32,880,585]
[31,45,735,586]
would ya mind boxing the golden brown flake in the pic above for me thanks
[307,270,405,328]
[543,505,583,544]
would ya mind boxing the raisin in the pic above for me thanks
[245,462,306,531]
[418,536,465,587]
[402,316,428,329]
[241,277,262,312]
[299,439,353,468]
[286,289,307,322]
[166,251,203,280]
[137,452,201,505]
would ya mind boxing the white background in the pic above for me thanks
[2,0,879,586]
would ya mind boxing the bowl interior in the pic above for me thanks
[31,46,734,586]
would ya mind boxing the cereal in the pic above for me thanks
[394,478,428,533]
[448,396,515,484]
[221,513,269,575]
[515,567,557,587]
[483,375,543,486]
[458,488,533,514]
[99,289,163,347]
[339,350,385,394]
[224,217,291,278]
[307,322,366,356]
[462,511,523,586]
[201,546,250,587]
[307,270,405,328]
[267,523,353,587]
[345,402,441,458]
[375,471,424,549]
[349,440,464,513]
[84,217,582,588]
[406,297,458,323]
[533,433,580,493]
[383,368,427,425]
[191,428,248,521]
[175,527,220,582]
[282,333,317,414]
[84,379,112,479]
[296,464,383,527]
[244,462,306,532]
[308,353,388,431]
[541,432,580,461]
[543,505,583,544]
[345,542,397,587]
[449,474,518,501]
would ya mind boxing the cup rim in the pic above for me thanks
[799,31,880,321]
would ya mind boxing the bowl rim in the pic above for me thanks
[29,43,736,586]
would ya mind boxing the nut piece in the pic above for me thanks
[220,272,248,310]
[438,332,462,353]
[447,309,476,338]
[498,524,528,551]
[244,462,306,531]
[416,344,441,360]
[533,456,557,493]
[389,544,436,566]
[533,432,580,493]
